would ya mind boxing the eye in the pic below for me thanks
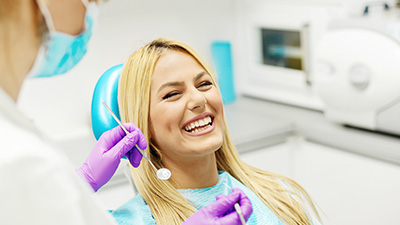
[198,81,213,89]
[162,92,180,100]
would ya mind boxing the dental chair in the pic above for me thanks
[90,64,138,196]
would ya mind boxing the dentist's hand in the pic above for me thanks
[77,123,147,192]
[182,188,253,225]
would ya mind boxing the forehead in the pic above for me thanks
[151,50,205,86]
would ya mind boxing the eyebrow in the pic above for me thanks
[157,71,209,94]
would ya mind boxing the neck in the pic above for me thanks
[164,153,219,189]
[0,0,41,102]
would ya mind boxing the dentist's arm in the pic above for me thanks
[76,123,147,192]
[182,188,253,225]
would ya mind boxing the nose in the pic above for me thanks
[188,89,206,111]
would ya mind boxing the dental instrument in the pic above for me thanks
[224,183,246,225]
[102,101,171,181]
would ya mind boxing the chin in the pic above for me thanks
[203,137,224,153]
[186,138,223,155]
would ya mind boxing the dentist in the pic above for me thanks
[0,0,252,224]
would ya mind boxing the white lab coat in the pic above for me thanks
[0,89,117,225]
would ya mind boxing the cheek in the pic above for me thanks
[149,118,170,149]
[209,90,224,125]
[208,90,223,110]
[150,104,182,135]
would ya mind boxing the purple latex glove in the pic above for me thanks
[77,123,147,192]
[182,188,253,225]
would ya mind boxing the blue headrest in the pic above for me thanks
[91,64,124,140]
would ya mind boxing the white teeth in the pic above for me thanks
[199,119,205,126]
[190,124,211,133]
[185,116,212,132]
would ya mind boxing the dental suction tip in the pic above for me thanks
[157,168,171,180]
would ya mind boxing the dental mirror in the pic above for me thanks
[102,102,172,181]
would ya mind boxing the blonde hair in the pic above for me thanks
[118,38,320,225]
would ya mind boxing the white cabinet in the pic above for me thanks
[239,136,400,225]
[239,141,293,178]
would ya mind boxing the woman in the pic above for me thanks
[113,38,321,224]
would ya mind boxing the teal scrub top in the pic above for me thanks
[111,171,284,225]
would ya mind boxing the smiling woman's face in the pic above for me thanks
[149,49,224,162]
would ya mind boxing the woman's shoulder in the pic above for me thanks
[111,194,155,225]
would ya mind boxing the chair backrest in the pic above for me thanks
[91,64,123,140]
[91,64,140,196]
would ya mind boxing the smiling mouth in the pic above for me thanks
[184,116,213,133]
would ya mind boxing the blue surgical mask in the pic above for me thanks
[27,0,98,78]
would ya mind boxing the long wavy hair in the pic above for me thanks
[118,37,320,225]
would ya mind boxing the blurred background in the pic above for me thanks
[17,0,400,224]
